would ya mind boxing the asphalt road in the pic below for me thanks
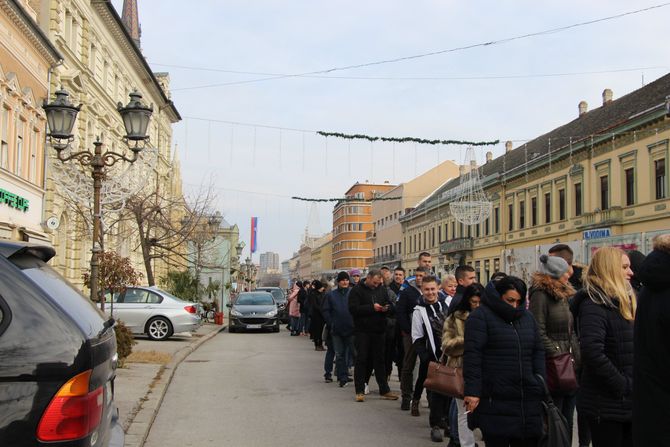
[143,327,453,447]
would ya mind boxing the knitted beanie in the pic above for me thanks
[538,254,569,279]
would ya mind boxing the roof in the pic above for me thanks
[404,72,670,219]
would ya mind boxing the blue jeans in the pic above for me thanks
[449,398,460,443]
[290,316,301,334]
[331,333,354,383]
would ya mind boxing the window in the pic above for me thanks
[451,222,455,239]
[431,228,435,247]
[508,204,514,231]
[558,189,566,220]
[0,107,8,169]
[531,197,537,226]
[575,183,582,216]
[600,175,609,210]
[485,217,490,236]
[438,225,442,243]
[625,168,635,206]
[494,208,500,233]
[476,222,481,238]
[656,159,666,200]
[29,127,38,183]
[544,193,551,223]
[15,120,24,176]
[519,200,525,229]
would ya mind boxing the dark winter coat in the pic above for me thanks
[572,288,634,422]
[463,282,546,439]
[395,281,422,335]
[322,287,354,337]
[308,289,326,339]
[447,284,467,315]
[633,235,670,447]
[348,280,391,334]
[528,273,581,370]
[297,288,308,314]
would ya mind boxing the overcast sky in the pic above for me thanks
[111,0,670,262]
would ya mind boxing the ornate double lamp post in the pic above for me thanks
[43,89,153,306]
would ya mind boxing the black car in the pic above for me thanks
[0,242,123,447]
[254,287,289,323]
[227,291,280,333]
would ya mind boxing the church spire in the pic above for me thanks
[121,0,141,48]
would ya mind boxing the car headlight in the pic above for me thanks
[266,309,278,317]
[231,309,243,317]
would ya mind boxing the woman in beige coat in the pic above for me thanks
[442,284,483,447]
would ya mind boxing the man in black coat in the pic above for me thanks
[447,264,477,315]
[634,234,670,447]
[348,269,398,402]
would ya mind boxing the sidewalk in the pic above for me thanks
[114,323,224,447]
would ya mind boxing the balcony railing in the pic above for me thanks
[576,206,623,228]
[372,253,400,264]
[440,237,474,254]
[366,230,376,240]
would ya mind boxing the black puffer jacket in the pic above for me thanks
[464,282,546,439]
[348,280,391,333]
[633,235,670,447]
[572,288,633,422]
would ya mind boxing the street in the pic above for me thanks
[143,327,448,447]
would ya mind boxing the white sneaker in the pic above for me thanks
[364,383,370,395]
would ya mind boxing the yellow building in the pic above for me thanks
[37,0,182,287]
[309,232,333,280]
[332,181,396,271]
[402,75,670,283]
[0,0,61,243]
[368,160,460,271]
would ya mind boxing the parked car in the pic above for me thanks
[104,286,201,341]
[255,286,288,322]
[227,291,280,333]
[0,241,124,446]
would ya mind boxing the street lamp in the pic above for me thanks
[43,88,153,308]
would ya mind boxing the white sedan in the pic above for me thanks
[104,286,201,340]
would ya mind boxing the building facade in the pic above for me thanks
[0,0,61,244]
[259,251,279,273]
[331,182,396,271]
[368,160,460,271]
[309,232,333,280]
[402,75,670,284]
[37,0,182,288]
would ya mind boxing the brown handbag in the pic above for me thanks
[423,354,464,399]
[545,352,578,394]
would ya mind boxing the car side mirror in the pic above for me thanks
[226,303,232,308]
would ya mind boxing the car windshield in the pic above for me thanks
[236,293,274,306]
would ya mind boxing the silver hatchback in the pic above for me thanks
[104,286,201,340]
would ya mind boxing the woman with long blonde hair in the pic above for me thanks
[572,247,635,447]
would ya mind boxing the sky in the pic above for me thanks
[111,0,670,262]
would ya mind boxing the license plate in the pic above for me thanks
[247,324,262,329]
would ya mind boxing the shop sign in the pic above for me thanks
[0,188,29,212]
[583,228,611,240]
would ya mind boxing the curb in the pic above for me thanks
[123,325,226,447]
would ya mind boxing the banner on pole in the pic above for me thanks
[250,217,258,254]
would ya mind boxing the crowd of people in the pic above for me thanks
[281,234,670,447]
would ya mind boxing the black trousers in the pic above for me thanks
[589,419,632,447]
[484,437,538,447]
[354,332,389,395]
[428,390,450,427]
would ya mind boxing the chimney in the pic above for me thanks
[486,151,493,163]
[602,89,613,105]
[505,141,513,153]
[578,100,588,117]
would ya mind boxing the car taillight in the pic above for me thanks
[184,305,197,314]
[37,370,104,442]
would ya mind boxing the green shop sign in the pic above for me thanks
[0,188,29,212]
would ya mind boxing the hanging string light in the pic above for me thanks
[450,147,492,225]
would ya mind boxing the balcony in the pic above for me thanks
[372,253,400,264]
[575,206,623,229]
[440,237,474,254]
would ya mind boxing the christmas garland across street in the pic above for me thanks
[317,131,499,147]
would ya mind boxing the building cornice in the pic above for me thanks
[90,0,181,123]
[2,0,62,66]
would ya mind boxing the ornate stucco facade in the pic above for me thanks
[402,75,670,284]
[0,0,61,244]
[35,0,182,288]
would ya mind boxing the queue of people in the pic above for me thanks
[284,235,670,446]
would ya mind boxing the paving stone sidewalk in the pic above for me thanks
[114,323,224,447]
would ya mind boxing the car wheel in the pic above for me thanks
[146,317,173,341]
[228,326,236,333]
[272,323,280,333]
